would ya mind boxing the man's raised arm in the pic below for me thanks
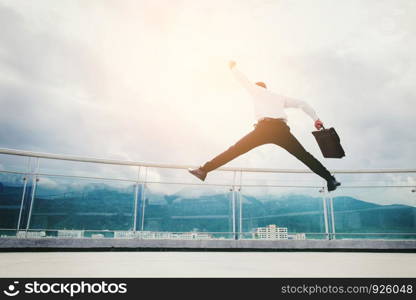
[229,61,258,95]
[284,96,324,129]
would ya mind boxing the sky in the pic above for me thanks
[0,0,415,188]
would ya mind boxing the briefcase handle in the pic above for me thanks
[318,125,341,142]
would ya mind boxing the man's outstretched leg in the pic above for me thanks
[189,127,268,181]
[275,128,341,191]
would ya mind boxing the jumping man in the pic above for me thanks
[189,61,340,192]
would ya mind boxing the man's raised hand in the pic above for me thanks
[229,60,236,69]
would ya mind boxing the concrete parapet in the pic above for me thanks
[0,238,415,251]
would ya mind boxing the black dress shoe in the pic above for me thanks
[327,176,341,192]
[188,167,207,181]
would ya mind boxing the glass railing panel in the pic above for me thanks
[37,158,139,181]
[142,183,234,239]
[0,153,31,173]
[329,186,416,239]
[0,171,28,230]
[145,167,236,186]
[332,172,416,188]
[240,186,328,240]
[239,171,325,187]
[28,175,136,231]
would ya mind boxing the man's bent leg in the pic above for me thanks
[201,128,266,172]
[276,130,333,181]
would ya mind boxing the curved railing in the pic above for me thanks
[0,148,415,240]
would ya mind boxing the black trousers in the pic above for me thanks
[201,119,332,181]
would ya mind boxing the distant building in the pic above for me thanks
[288,233,306,240]
[57,230,83,238]
[176,232,212,240]
[114,231,137,239]
[139,231,172,239]
[91,233,105,239]
[138,231,213,240]
[254,225,288,240]
[17,231,46,238]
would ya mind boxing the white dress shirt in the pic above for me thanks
[231,67,319,122]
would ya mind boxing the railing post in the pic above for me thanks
[320,186,330,240]
[231,171,237,240]
[133,166,141,233]
[25,158,40,235]
[16,176,28,231]
[16,157,31,231]
[329,194,336,240]
[323,188,336,240]
[238,170,243,240]
[140,167,148,232]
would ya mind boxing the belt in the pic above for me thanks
[253,117,286,127]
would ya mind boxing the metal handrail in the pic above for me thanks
[1,170,414,189]
[1,148,416,174]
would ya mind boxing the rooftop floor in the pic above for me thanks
[1,251,415,277]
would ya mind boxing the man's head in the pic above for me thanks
[255,81,267,89]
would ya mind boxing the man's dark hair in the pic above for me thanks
[256,81,267,89]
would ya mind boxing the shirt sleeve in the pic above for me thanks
[230,67,258,95]
[284,96,319,121]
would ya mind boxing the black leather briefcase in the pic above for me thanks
[312,127,345,158]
